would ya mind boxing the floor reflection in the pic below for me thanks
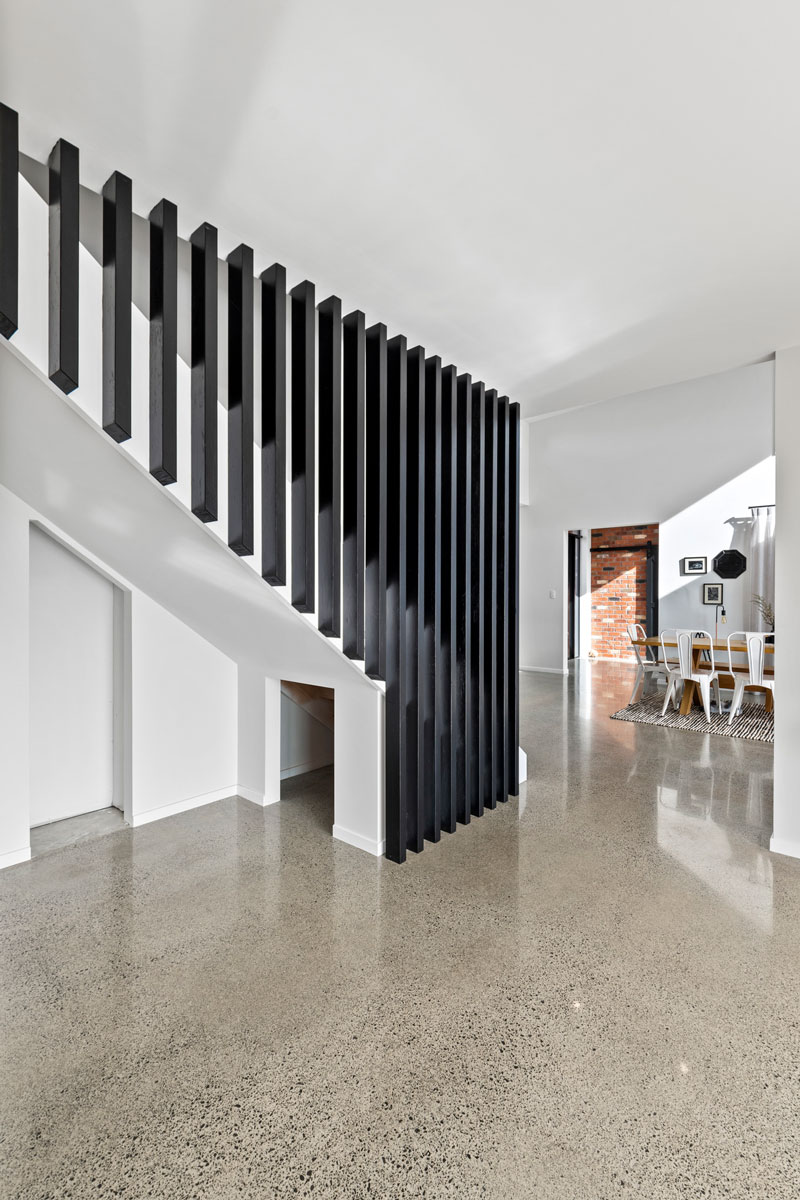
[655,750,773,933]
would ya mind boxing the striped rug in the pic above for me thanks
[610,694,773,742]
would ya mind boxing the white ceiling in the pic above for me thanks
[2,0,799,417]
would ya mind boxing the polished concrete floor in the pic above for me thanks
[30,807,125,858]
[1,660,798,1198]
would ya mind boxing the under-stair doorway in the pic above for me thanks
[279,681,335,839]
[279,682,334,781]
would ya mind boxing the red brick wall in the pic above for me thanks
[591,524,659,659]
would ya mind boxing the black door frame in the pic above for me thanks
[567,530,581,659]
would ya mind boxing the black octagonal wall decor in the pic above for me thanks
[713,549,747,579]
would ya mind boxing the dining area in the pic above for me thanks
[613,624,775,741]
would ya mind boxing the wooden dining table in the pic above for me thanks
[633,637,775,715]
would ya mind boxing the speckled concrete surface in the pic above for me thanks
[2,660,798,1199]
[30,808,125,859]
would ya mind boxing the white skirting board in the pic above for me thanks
[0,845,31,870]
[280,757,334,781]
[333,823,385,857]
[520,665,568,676]
[770,836,800,860]
[236,785,280,807]
[131,782,289,824]
[128,786,238,827]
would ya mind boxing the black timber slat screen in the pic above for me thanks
[291,280,315,612]
[483,388,499,810]
[364,322,387,678]
[6,110,521,863]
[260,263,287,584]
[0,103,19,339]
[440,364,457,835]
[508,403,521,795]
[406,344,425,852]
[228,243,254,556]
[190,222,218,523]
[423,354,442,842]
[385,332,408,862]
[101,171,132,444]
[496,398,510,805]
[469,381,486,820]
[383,368,519,861]
[318,295,342,637]
[342,310,366,660]
[149,199,177,478]
[454,374,472,826]
[48,138,79,394]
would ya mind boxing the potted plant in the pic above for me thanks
[753,594,775,642]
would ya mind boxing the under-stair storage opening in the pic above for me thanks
[28,524,126,834]
[280,681,334,781]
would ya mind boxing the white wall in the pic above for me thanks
[772,347,800,859]
[333,678,385,856]
[29,525,119,825]
[128,591,238,824]
[237,667,282,808]
[658,457,775,638]
[521,361,775,672]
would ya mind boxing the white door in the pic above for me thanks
[29,527,118,826]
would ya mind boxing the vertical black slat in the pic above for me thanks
[496,397,510,803]
[508,402,521,793]
[440,364,458,833]
[483,388,499,810]
[318,295,342,636]
[342,310,366,659]
[423,354,442,841]
[0,103,19,339]
[385,333,408,863]
[228,244,255,555]
[260,263,287,583]
[455,373,472,824]
[290,281,316,610]
[364,322,387,677]
[48,138,79,394]
[469,381,486,818]
[148,199,178,478]
[407,346,426,850]
[101,171,132,443]
[190,223,218,522]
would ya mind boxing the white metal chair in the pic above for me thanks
[726,632,774,725]
[661,629,721,722]
[627,623,669,704]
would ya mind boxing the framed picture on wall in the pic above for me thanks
[703,582,724,605]
[682,556,707,575]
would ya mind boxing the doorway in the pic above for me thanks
[28,526,124,827]
[280,681,334,780]
[589,524,659,659]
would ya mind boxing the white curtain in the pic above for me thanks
[748,506,775,630]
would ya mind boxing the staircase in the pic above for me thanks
[0,102,521,867]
